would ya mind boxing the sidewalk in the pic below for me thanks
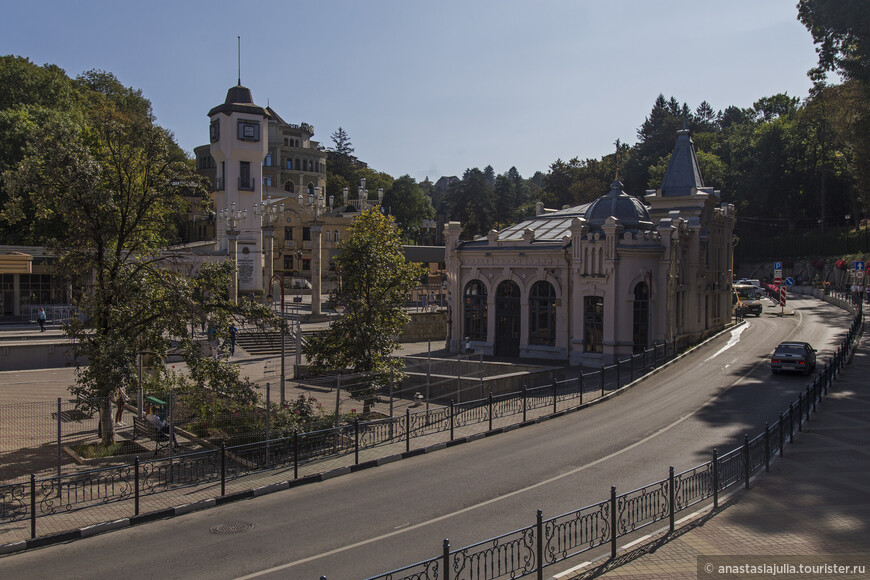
[568,335,870,579]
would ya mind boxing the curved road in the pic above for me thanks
[0,295,853,579]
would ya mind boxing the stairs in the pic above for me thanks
[234,328,318,356]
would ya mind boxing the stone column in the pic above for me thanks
[311,224,322,316]
[227,229,239,303]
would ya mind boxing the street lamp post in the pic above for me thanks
[218,202,247,303]
[254,196,285,295]
[298,187,333,317]
[267,273,286,403]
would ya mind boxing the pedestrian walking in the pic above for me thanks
[228,322,238,356]
[37,307,46,332]
[115,386,128,427]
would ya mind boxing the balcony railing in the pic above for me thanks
[238,177,256,191]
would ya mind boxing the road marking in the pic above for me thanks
[234,409,703,578]
[705,323,750,362]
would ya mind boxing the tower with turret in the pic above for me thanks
[207,83,270,292]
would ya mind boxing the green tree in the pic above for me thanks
[798,0,870,88]
[382,174,435,238]
[303,209,424,412]
[3,78,279,444]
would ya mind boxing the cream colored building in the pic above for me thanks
[444,128,735,364]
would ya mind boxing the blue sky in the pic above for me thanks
[2,1,819,183]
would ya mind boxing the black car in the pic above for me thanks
[770,342,817,375]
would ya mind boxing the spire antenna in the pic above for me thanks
[614,139,621,181]
[237,36,241,86]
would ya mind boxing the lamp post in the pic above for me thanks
[218,202,247,303]
[254,196,285,295]
[266,273,286,403]
[294,250,303,369]
[298,187,333,317]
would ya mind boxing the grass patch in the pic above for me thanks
[70,440,146,458]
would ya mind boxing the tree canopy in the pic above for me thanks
[303,208,424,412]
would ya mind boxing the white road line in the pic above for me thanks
[234,408,704,579]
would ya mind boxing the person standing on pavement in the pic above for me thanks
[37,307,46,332]
[114,386,128,427]
[228,322,238,356]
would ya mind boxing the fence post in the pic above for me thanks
[779,411,785,457]
[443,538,451,580]
[134,456,140,516]
[220,442,226,496]
[789,402,795,443]
[798,393,803,432]
[457,354,462,404]
[522,385,528,423]
[450,400,455,441]
[579,369,584,405]
[354,418,360,465]
[616,358,621,389]
[266,383,271,470]
[56,397,62,480]
[405,409,410,454]
[552,379,557,414]
[669,466,675,533]
[293,428,299,480]
[488,392,493,432]
[600,365,605,397]
[537,509,544,580]
[610,485,617,559]
[807,385,814,417]
[630,352,635,382]
[712,449,719,509]
[764,422,770,472]
[743,434,750,490]
[30,473,36,539]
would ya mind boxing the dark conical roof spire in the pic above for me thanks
[659,128,704,197]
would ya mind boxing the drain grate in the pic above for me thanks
[209,520,255,535]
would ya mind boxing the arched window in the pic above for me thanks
[633,282,650,353]
[334,230,340,242]
[283,138,288,146]
[295,159,300,170]
[463,280,488,342]
[284,181,294,193]
[529,281,557,346]
[325,231,332,243]
[584,296,604,353]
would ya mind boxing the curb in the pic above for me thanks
[0,320,751,556]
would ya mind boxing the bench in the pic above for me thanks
[133,416,170,455]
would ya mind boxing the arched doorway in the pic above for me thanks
[633,282,650,353]
[463,280,488,343]
[495,280,521,357]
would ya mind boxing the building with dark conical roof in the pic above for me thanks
[444,128,735,364]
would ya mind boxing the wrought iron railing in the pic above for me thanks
[1,294,860,566]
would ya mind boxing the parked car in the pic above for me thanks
[770,341,817,375]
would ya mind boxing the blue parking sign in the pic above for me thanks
[774,261,783,271]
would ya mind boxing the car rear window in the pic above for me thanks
[775,345,804,356]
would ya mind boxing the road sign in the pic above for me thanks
[774,261,783,271]
[785,277,795,286]
[853,261,865,271]
[780,286,787,306]
[858,270,865,280]
[773,277,783,286]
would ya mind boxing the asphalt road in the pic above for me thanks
[0,295,853,580]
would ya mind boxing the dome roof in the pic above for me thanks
[585,180,653,230]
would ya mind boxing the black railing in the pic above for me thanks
[365,302,862,580]
[1,299,858,556]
